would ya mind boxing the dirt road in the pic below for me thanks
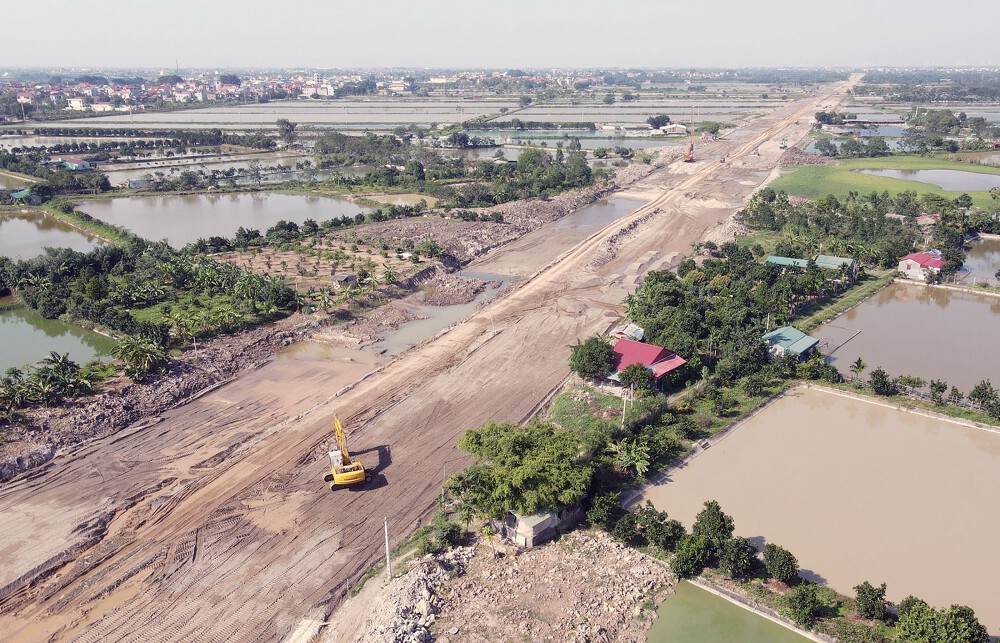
[0,77,857,642]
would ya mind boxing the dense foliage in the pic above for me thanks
[447,421,594,519]
[568,335,615,379]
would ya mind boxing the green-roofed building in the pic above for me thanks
[762,326,819,361]
[814,254,858,280]
[765,256,809,270]
[9,189,40,205]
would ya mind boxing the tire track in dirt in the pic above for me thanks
[0,79,857,642]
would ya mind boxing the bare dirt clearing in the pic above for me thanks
[0,78,856,641]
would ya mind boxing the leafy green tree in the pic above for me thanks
[868,366,897,396]
[853,581,891,621]
[968,379,998,409]
[937,605,989,643]
[692,500,735,554]
[785,584,820,627]
[719,537,758,578]
[670,534,712,578]
[948,386,965,405]
[448,421,593,519]
[929,379,948,404]
[646,114,671,129]
[763,543,799,583]
[897,596,939,643]
[618,363,654,392]
[741,373,768,397]
[568,335,614,379]
[586,491,623,529]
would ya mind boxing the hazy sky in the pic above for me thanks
[5,0,997,70]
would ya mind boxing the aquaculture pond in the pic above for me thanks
[0,211,106,260]
[857,168,1000,191]
[79,192,370,247]
[0,304,115,372]
[640,387,1000,634]
[814,281,1000,392]
[647,582,807,643]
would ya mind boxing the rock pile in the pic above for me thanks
[348,547,476,643]
[432,531,673,643]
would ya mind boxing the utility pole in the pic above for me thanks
[384,517,391,581]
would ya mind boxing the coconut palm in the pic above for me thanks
[381,264,398,286]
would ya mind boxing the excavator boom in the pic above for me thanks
[328,416,371,488]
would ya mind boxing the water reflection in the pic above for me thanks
[818,282,1000,391]
[0,211,105,260]
[0,306,115,371]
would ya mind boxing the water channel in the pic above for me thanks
[639,387,1000,634]
[0,303,116,372]
[78,192,369,247]
[857,168,1000,191]
[0,211,106,260]
[814,281,1000,392]
[647,582,807,643]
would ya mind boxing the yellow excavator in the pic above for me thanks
[328,416,372,488]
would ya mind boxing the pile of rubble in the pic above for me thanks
[337,530,673,643]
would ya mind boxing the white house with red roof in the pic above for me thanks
[898,250,945,281]
[608,338,686,384]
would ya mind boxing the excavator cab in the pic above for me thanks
[328,416,372,488]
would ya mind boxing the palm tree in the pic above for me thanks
[849,358,867,384]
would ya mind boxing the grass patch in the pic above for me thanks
[795,271,895,332]
[547,386,621,434]
[820,380,1000,428]
[41,204,138,246]
[771,155,1000,208]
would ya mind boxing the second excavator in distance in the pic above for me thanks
[329,415,372,488]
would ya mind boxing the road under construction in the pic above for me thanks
[0,76,858,642]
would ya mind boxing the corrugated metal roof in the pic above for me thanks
[765,256,809,269]
[814,254,855,271]
[762,326,819,356]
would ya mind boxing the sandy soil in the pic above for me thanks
[0,77,858,641]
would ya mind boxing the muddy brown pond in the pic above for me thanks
[815,281,1000,392]
[640,387,1000,634]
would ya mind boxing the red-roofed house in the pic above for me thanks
[898,251,945,281]
[609,338,687,383]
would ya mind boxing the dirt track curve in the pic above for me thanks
[0,77,857,642]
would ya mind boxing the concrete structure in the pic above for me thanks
[62,157,91,171]
[660,123,688,136]
[609,338,686,382]
[66,97,87,110]
[331,274,358,289]
[500,506,583,548]
[762,326,819,360]
[610,322,644,342]
[898,251,945,281]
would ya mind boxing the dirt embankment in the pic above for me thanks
[0,315,313,483]
[329,531,673,643]
[354,164,657,264]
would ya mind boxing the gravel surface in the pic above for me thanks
[332,531,673,643]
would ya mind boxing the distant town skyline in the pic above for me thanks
[6,0,998,70]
